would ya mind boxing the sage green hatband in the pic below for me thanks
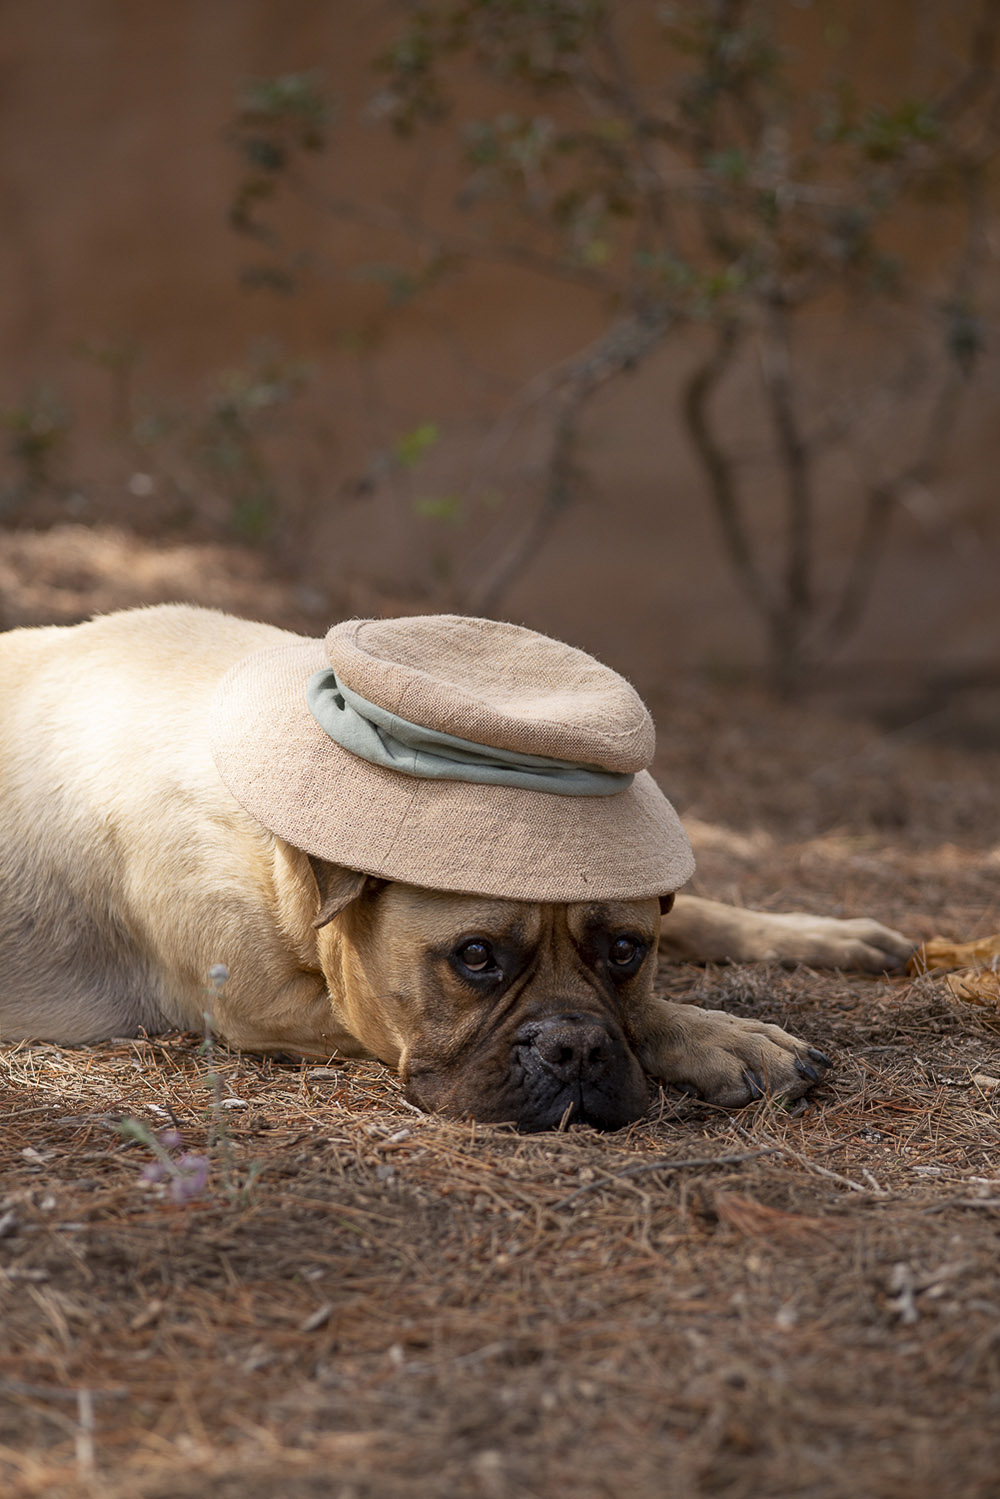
[209,614,695,903]
[306,667,635,796]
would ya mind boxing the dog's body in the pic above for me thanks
[0,606,910,1129]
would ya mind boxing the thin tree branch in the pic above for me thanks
[590,12,672,242]
[682,320,772,620]
[467,393,584,618]
[288,173,629,298]
[825,148,991,652]
[936,0,1000,120]
[758,297,813,681]
[822,482,896,651]
[474,311,678,482]
[824,362,969,650]
[465,312,676,615]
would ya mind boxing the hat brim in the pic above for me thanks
[209,640,694,904]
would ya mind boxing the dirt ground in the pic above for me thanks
[1,526,999,1499]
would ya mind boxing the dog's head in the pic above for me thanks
[309,859,670,1132]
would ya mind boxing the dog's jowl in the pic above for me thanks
[0,606,910,1129]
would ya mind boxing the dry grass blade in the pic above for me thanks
[551,1149,775,1208]
[709,1190,838,1243]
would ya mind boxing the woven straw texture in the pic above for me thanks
[325,615,655,772]
[209,617,694,903]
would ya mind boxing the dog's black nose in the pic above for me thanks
[524,1012,616,1083]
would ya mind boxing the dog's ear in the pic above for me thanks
[659,893,675,916]
[307,855,381,929]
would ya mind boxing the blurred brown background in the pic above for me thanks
[1,0,997,716]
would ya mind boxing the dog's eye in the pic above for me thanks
[610,936,643,967]
[457,940,495,973]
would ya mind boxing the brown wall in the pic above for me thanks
[1,0,997,688]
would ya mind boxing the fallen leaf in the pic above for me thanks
[908,934,1000,976]
[943,969,1000,1007]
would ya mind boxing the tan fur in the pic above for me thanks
[0,604,911,1122]
[662,894,912,974]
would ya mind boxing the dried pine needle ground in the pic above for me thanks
[3,675,1000,1499]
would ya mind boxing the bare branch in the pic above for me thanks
[936,0,1000,120]
[825,361,969,650]
[681,321,772,620]
[825,138,992,653]
[589,12,672,242]
[822,482,895,652]
[758,299,813,646]
[288,173,628,298]
[465,312,677,615]
[466,392,583,619]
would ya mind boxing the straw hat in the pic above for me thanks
[209,614,694,903]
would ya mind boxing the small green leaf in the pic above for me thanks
[581,237,611,266]
[414,493,463,523]
[393,422,440,467]
[707,148,748,183]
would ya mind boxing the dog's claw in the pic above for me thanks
[807,1047,832,1070]
[794,1057,821,1084]
[741,1069,766,1102]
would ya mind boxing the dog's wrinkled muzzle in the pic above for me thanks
[402,1007,651,1132]
[508,1010,649,1132]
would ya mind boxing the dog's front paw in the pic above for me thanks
[643,1003,832,1107]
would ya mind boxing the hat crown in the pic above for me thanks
[209,612,695,902]
[324,614,655,775]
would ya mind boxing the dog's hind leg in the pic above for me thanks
[660,894,912,973]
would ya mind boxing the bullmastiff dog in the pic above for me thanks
[0,606,910,1131]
